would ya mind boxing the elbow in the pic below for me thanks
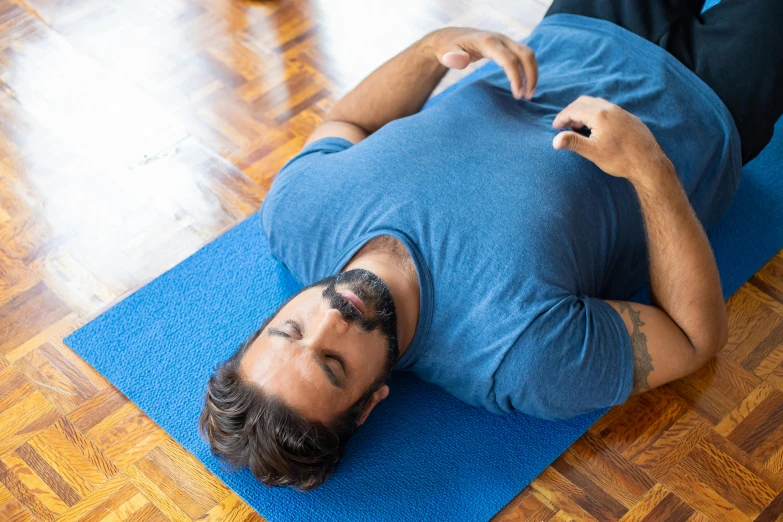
[711,306,730,354]
[324,102,343,121]
[716,316,729,351]
[691,313,729,365]
[324,102,375,135]
[323,109,342,123]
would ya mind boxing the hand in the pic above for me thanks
[425,27,538,100]
[552,95,674,182]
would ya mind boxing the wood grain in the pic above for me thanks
[0,0,781,520]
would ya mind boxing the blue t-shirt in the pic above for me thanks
[260,14,741,420]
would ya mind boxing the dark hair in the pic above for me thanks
[199,316,385,491]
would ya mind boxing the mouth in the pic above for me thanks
[337,290,366,317]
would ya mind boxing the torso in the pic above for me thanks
[260,14,741,417]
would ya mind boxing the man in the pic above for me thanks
[200,0,782,490]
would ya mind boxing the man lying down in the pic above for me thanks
[200,0,782,490]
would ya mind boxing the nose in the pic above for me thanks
[307,308,349,353]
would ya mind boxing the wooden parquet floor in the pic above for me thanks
[0,0,781,520]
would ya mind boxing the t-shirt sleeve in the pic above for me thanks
[492,294,634,420]
[260,137,354,283]
[273,137,355,187]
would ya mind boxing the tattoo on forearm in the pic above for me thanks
[617,302,654,393]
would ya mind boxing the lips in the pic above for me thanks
[338,290,366,317]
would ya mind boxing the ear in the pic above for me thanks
[356,384,389,426]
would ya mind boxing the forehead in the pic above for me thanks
[240,326,343,421]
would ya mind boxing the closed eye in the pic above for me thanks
[285,319,302,337]
[267,320,303,340]
[267,320,348,385]
[326,353,347,374]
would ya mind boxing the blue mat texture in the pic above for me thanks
[65,8,781,522]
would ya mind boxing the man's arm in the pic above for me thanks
[553,96,729,394]
[306,28,538,146]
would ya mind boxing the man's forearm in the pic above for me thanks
[631,162,728,353]
[326,34,448,134]
[320,28,537,138]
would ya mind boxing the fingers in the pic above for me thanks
[551,112,586,131]
[482,38,525,100]
[440,50,471,70]
[552,95,610,130]
[552,97,603,162]
[552,130,594,161]
[439,30,538,100]
[552,100,591,129]
[501,38,537,99]
[483,38,539,100]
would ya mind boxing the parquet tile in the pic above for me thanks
[0,0,781,520]
[0,283,70,355]
[494,488,557,522]
[54,474,141,522]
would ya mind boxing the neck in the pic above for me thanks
[341,251,420,360]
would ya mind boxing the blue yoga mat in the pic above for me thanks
[66,12,781,522]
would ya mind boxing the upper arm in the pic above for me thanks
[492,295,723,419]
[605,300,711,395]
[305,121,369,147]
[493,295,637,420]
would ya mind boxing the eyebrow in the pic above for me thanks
[268,327,345,389]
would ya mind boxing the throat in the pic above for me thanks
[351,235,414,269]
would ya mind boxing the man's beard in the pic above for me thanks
[316,268,399,379]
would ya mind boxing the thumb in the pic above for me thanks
[440,50,471,70]
[553,131,592,157]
